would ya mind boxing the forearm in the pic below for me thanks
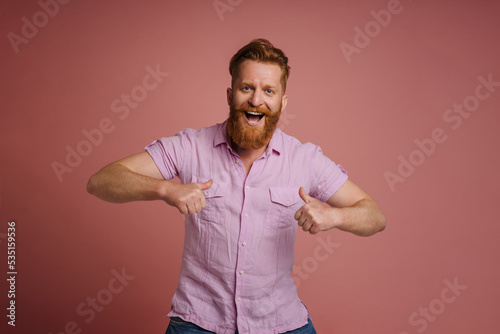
[332,198,386,236]
[87,163,167,203]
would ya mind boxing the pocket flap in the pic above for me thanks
[192,176,224,198]
[202,182,224,198]
[269,187,300,207]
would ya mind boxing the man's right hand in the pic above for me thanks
[162,179,213,215]
[87,151,213,213]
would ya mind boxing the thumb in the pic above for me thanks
[299,186,313,203]
[198,179,213,190]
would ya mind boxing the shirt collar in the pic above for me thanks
[267,127,283,156]
[214,120,283,156]
[213,121,229,148]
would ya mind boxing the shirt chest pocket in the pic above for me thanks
[194,178,225,224]
[266,187,302,229]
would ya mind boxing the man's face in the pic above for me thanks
[227,60,288,150]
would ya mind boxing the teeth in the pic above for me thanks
[246,111,264,116]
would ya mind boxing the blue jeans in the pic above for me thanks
[165,316,317,334]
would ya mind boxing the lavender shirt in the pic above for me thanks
[145,122,348,334]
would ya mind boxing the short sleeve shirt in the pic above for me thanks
[145,121,348,334]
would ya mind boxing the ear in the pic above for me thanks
[281,94,288,112]
[226,87,232,106]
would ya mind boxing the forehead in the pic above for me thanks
[234,60,282,86]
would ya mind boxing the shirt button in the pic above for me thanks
[245,185,249,190]
[204,191,209,196]
[236,160,240,164]
[244,213,248,217]
[237,297,241,301]
[242,242,247,246]
[286,200,290,205]
[239,270,244,275]
[231,320,235,324]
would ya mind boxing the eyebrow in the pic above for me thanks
[240,81,254,87]
[240,81,277,90]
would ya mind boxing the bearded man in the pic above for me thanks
[87,39,386,334]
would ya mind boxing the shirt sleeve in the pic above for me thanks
[308,145,348,203]
[144,130,191,180]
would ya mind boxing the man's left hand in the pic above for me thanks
[294,187,337,234]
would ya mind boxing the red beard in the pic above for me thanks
[227,102,282,150]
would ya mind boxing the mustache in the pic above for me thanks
[232,104,272,116]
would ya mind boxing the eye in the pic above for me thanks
[266,89,274,94]
[243,86,251,91]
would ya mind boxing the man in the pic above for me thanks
[87,39,386,334]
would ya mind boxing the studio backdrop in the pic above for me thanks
[1,0,499,333]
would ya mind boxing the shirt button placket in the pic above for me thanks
[236,183,251,323]
[235,158,246,178]
[236,211,247,317]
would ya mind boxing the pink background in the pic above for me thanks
[1,0,500,333]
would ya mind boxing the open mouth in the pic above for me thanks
[244,111,265,125]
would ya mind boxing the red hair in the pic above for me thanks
[229,39,291,92]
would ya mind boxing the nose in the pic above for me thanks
[249,90,263,108]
